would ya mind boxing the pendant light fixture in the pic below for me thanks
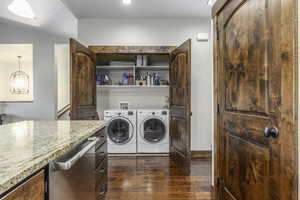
[10,56,30,95]
[8,0,35,19]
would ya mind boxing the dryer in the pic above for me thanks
[104,110,137,154]
[137,110,169,153]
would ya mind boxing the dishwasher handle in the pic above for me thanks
[54,137,99,171]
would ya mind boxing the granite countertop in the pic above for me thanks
[0,120,107,195]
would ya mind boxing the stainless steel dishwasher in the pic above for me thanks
[49,137,99,200]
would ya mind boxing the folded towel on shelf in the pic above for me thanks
[109,61,135,66]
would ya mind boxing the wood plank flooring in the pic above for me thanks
[107,156,212,200]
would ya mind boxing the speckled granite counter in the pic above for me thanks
[0,120,106,196]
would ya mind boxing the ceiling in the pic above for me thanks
[60,0,212,19]
[0,0,77,38]
[0,0,212,38]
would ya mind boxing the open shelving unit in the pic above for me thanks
[96,54,170,89]
[97,85,169,89]
[89,45,175,119]
[96,66,169,70]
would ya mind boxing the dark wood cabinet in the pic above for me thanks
[94,128,108,200]
[1,171,45,200]
[95,157,108,200]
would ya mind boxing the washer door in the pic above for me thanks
[142,117,166,143]
[108,117,133,145]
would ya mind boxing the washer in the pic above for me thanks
[137,109,169,153]
[104,110,137,154]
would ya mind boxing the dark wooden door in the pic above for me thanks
[169,39,192,175]
[70,39,99,120]
[213,0,297,199]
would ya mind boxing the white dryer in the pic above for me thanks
[104,110,137,154]
[137,110,169,153]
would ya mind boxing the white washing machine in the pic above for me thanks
[137,109,169,153]
[104,110,137,154]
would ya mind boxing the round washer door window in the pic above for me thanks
[143,118,166,143]
[108,118,132,144]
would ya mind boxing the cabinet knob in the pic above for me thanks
[264,127,279,138]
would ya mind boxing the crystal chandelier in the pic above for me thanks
[10,56,30,95]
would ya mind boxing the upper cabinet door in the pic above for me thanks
[214,0,297,199]
[70,39,99,120]
[169,39,192,175]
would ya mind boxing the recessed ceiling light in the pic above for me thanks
[207,0,215,6]
[8,0,35,19]
[123,0,132,5]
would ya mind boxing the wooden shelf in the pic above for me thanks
[96,66,134,70]
[136,66,169,70]
[96,66,169,70]
[97,85,169,89]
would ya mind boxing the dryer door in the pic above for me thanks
[142,118,166,143]
[108,117,133,145]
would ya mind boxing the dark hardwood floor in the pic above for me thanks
[107,156,212,200]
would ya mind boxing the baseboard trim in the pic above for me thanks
[191,150,212,160]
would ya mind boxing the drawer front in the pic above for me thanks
[94,128,107,149]
[94,128,108,200]
[96,174,107,200]
[96,142,107,167]
[95,157,108,184]
[95,158,108,200]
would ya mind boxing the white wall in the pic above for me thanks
[78,19,212,151]
[55,44,70,112]
[97,88,169,119]
[0,22,69,122]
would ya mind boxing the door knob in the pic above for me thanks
[264,127,279,138]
